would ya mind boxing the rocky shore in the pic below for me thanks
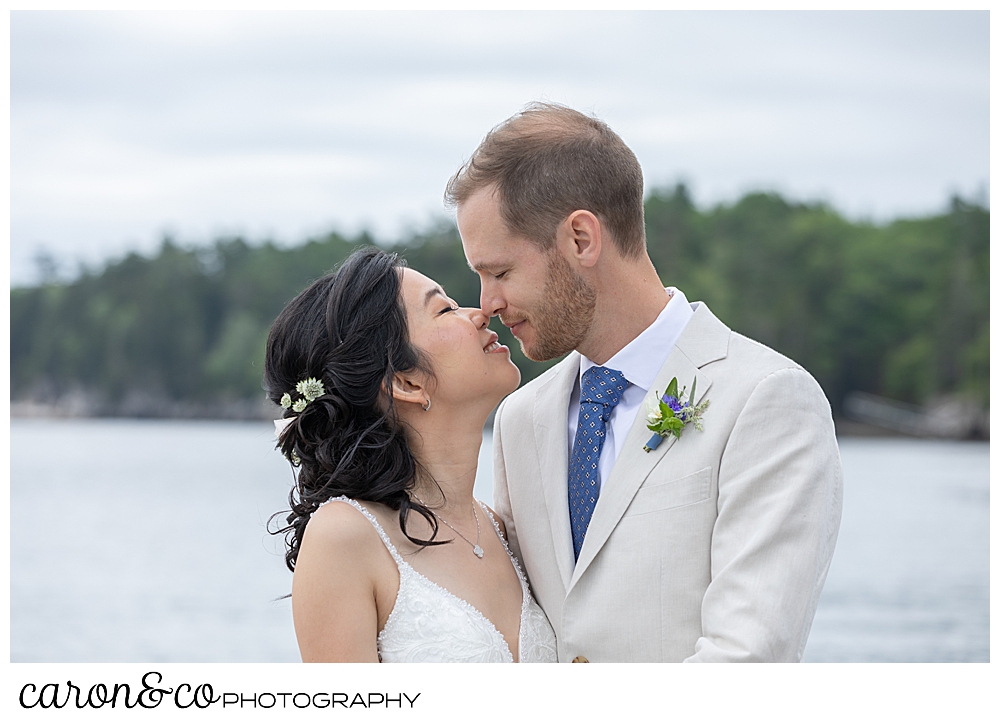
[11,390,988,440]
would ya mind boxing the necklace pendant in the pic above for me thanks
[473,545,484,558]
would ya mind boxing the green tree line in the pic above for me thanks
[11,187,988,418]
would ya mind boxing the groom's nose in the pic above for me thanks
[479,280,504,317]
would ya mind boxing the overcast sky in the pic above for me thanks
[10,10,989,285]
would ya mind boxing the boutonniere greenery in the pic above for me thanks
[643,376,710,452]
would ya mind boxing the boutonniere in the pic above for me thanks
[643,376,710,452]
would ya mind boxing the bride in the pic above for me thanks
[264,246,557,662]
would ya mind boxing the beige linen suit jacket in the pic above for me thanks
[492,301,843,662]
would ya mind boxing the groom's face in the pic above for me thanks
[457,187,596,362]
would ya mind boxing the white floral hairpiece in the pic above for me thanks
[279,377,326,413]
[274,377,327,457]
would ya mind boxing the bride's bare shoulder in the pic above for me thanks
[301,498,388,559]
[293,498,391,663]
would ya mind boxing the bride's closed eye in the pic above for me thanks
[437,305,459,315]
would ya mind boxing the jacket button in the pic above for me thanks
[572,656,589,663]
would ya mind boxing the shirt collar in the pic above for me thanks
[579,287,694,393]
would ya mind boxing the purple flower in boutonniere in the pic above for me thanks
[643,376,710,452]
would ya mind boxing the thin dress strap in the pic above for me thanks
[316,496,405,567]
[477,501,530,593]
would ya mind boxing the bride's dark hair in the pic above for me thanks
[264,246,444,572]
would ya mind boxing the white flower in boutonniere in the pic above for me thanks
[643,376,710,452]
[646,397,664,426]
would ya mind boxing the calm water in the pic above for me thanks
[9,419,989,662]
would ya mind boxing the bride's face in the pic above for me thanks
[399,268,520,409]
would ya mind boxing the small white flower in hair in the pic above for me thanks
[296,378,325,402]
[292,398,307,413]
[280,393,292,409]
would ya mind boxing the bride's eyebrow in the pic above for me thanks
[422,286,448,308]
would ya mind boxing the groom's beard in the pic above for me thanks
[507,251,596,362]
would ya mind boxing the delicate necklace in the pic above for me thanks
[412,493,484,558]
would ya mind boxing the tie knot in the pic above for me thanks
[580,366,628,408]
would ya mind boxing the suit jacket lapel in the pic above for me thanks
[531,353,580,591]
[569,303,729,589]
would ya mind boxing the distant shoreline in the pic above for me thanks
[10,402,986,440]
[10,398,275,422]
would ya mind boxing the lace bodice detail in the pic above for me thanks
[319,496,557,663]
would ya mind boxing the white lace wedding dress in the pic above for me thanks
[321,496,557,663]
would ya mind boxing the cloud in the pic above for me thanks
[10,10,988,284]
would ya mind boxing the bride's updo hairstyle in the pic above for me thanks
[264,246,443,572]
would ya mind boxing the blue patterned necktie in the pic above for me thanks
[568,366,628,561]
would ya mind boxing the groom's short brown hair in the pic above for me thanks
[445,102,646,258]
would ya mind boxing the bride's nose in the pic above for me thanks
[465,307,489,329]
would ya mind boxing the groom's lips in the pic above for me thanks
[505,319,526,338]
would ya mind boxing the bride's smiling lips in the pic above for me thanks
[482,330,508,354]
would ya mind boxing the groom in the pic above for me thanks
[446,103,843,662]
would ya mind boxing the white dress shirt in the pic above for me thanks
[567,287,695,493]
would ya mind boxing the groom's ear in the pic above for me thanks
[559,210,602,268]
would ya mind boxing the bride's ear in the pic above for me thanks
[387,372,429,409]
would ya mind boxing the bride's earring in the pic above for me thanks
[421,397,431,412]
